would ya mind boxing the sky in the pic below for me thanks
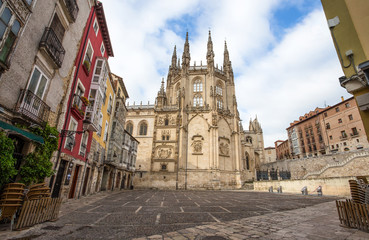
[102,0,351,147]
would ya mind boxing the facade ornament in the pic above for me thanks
[212,114,217,126]
[158,148,172,159]
[191,140,202,153]
[219,143,230,156]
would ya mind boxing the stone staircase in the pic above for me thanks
[303,149,369,179]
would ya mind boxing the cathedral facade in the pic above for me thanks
[126,32,264,189]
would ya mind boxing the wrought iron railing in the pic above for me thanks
[72,94,87,118]
[65,0,79,22]
[39,27,65,68]
[15,89,50,126]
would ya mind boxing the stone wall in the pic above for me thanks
[254,176,358,197]
[259,148,369,179]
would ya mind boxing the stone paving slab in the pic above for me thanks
[1,190,368,239]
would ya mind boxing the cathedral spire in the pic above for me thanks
[156,77,166,108]
[171,45,177,68]
[223,40,230,68]
[182,32,190,70]
[207,30,214,66]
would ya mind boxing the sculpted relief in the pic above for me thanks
[191,134,204,155]
[157,148,172,159]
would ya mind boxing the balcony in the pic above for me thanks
[15,89,50,126]
[39,27,65,68]
[60,0,79,23]
[350,132,359,138]
[71,95,87,120]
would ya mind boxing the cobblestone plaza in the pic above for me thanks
[3,190,369,240]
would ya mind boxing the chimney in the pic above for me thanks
[341,96,344,101]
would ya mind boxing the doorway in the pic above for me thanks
[82,167,90,196]
[69,165,80,199]
[52,160,67,198]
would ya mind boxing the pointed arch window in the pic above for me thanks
[215,82,223,96]
[126,122,133,135]
[193,79,202,92]
[139,122,148,135]
[217,99,223,109]
[193,95,203,107]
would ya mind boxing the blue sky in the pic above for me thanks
[103,0,350,147]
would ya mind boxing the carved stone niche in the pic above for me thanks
[191,134,204,155]
[219,137,230,157]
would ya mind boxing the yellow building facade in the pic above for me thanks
[321,0,369,142]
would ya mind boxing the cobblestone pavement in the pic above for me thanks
[1,190,368,239]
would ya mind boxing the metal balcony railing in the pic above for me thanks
[15,89,50,126]
[39,27,65,68]
[65,0,79,22]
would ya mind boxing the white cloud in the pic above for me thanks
[102,0,350,147]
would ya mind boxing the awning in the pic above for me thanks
[0,120,44,144]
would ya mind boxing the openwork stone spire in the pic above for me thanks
[171,45,177,68]
[207,30,214,64]
[182,32,191,69]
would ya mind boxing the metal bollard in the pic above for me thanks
[268,186,273,193]
[301,186,308,195]
[277,186,282,193]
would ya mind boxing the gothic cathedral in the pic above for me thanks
[126,32,264,189]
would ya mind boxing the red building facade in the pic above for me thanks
[52,2,113,199]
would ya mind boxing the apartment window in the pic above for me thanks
[336,144,339,148]
[193,95,203,107]
[100,43,105,56]
[352,127,358,136]
[126,122,133,135]
[345,102,350,108]
[348,114,353,120]
[107,95,112,114]
[335,107,340,112]
[329,135,332,140]
[193,79,202,92]
[79,131,88,157]
[343,142,347,146]
[50,14,65,42]
[103,121,108,141]
[324,112,328,117]
[139,122,148,135]
[357,139,360,143]
[98,113,103,136]
[331,145,334,149]
[325,123,330,129]
[341,131,347,138]
[338,118,342,124]
[27,66,48,99]
[93,18,99,35]
[0,3,22,66]
[83,41,94,72]
[65,118,77,150]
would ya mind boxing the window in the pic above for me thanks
[164,118,169,126]
[193,95,203,107]
[341,131,347,138]
[329,135,332,140]
[348,114,353,120]
[343,142,347,146]
[107,95,112,114]
[215,84,223,96]
[193,79,202,92]
[103,121,108,141]
[335,107,340,112]
[326,123,330,129]
[139,122,147,135]
[345,102,350,108]
[93,18,99,35]
[331,145,334,149]
[98,113,103,136]
[126,122,133,135]
[50,14,65,42]
[324,112,328,117]
[100,43,105,56]
[161,164,167,170]
[217,99,223,109]
[83,41,94,72]
[79,132,88,156]
[338,118,342,124]
[0,3,22,65]
[93,59,104,83]
[336,144,339,148]
[65,118,77,150]
[352,127,358,136]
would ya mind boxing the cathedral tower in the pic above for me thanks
[127,32,264,189]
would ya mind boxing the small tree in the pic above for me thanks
[20,124,59,186]
[0,131,17,189]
